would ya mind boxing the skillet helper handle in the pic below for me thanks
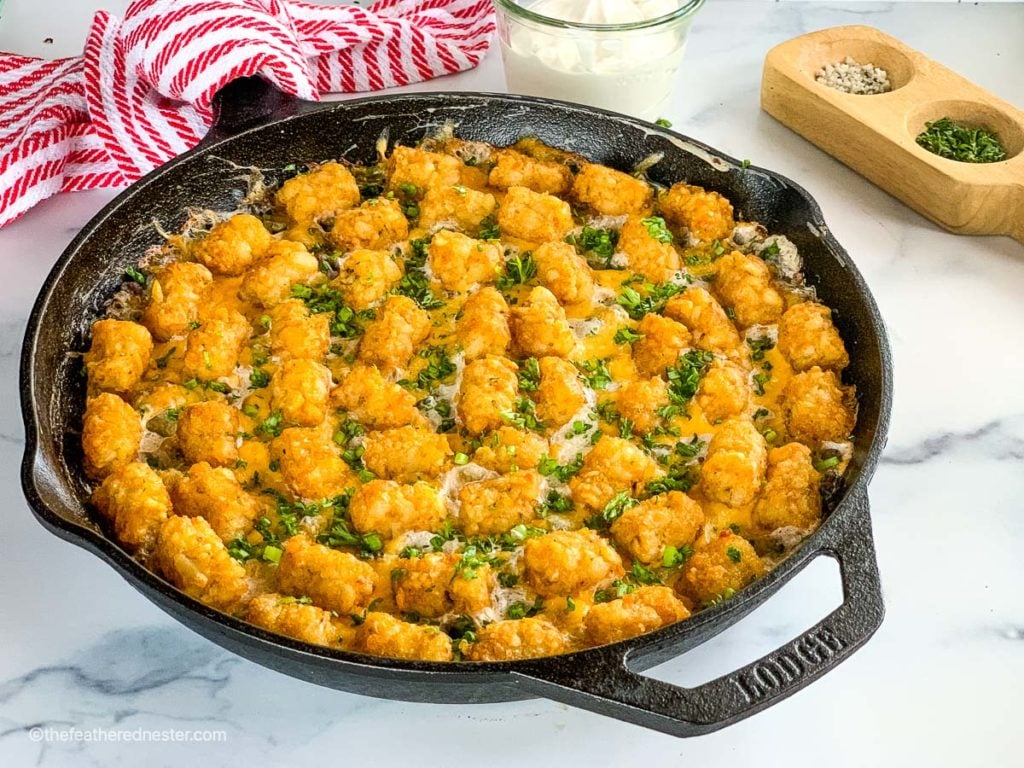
[513,490,884,737]
[200,76,301,147]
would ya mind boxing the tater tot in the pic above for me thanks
[271,427,356,500]
[777,302,849,372]
[277,535,378,615]
[171,461,259,542]
[332,364,427,430]
[488,149,572,195]
[239,240,319,308]
[330,198,409,253]
[457,355,519,435]
[472,425,548,473]
[509,286,576,358]
[276,162,361,225]
[533,240,595,306]
[497,186,574,243]
[682,530,764,605]
[615,377,669,434]
[92,462,171,551]
[458,469,543,536]
[246,593,341,646]
[569,436,660,512]
[664,287,742,357]
[631,313,691,378]
[524,529,624,597]
[572,163,653,216]
[268,300,331,362]
[181,308,250,379]
[697,361,751,423]
[349,480,446,539]
[467,617,569,661]
[153,515,248,612]
[142,262,213,341]
[714,251,784,328]
[428,230,502,292]
[175,401,240,467]
[331,249,402,311]
[387,146,463,193]
[610,491,704,565]
[781,367,855,445]
[753,442,821,533]
[617,215,681,281]
[534,356,587,429]
[361,426,451,482]
[700,419,767,507]
[85,319,153,393]
[191,214,272,276]
[358,295,431,374]
[357,612,453,661]
[657,183,735,244]
[270,359,332,427]
[391,552,468,618]
[456,287,511,361]
[83,393,142,479]
[418,184,497,233]
[584,586,690,645]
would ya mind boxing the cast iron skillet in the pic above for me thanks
[20,77,893,737]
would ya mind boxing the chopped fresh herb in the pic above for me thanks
[429,520,458,552]
[539,489,573,517]
[498,572,519,588]
[256,410,284,437]
[227,536,257,562]
[537,453,584,484]
[565,226,620,268]
[412,346,456,390]
[478,214,500,240]
[629,562,662,585]
[204,380,230,394]
[594,579,635,603]
[333,417,365,445]
[729,523,742,534]
[916,117,1007,163]
[662,544,693,568]
[291,283,374,337]
[753,371,770,396]
[249,368,271,388]
[123,266,147,285]
[741,159,752,169]
[518,357,541,391]
[726,546,742,563]
[640,216,673,244]
[614,327,645,345]
[317,492,382,555]
[655,117,672,128]
[576,358,613,390]
[760,241,781,261]
[497,251,537,290]
[616,280,685,320]
[814,455,841,471]
[586,491,637,530]
[453,452,469,466]
[666,349,714,410]
[501,396,545,433]
[565,596,576,612]
[453,545,499,580]
[155,348,175,369]
[506,596,544,620]
[747,335,776,361]
[262,544,283,564]
[395,237,445,309]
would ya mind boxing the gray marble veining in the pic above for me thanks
[2,2,1023,766]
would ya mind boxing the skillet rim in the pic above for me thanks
[19,89,893,677]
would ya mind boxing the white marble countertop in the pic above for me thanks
[2,2,1023,766]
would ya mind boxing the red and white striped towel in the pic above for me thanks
[0,0,495,228]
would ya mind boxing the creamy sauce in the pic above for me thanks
[499,0,696,120]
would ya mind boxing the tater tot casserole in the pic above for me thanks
[80,134,857,663]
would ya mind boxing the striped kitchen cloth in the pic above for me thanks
[0,0,495,228]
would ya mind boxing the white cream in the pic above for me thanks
[499,0,695,120]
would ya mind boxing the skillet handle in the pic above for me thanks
[199,76,303,147]
[513,490,883,737]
